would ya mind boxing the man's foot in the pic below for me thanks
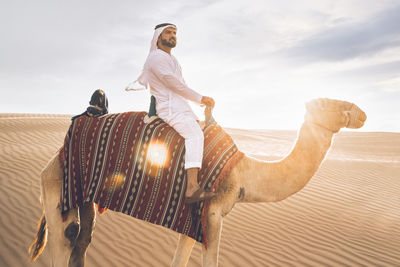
[185,188,215,204]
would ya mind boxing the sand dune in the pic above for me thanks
[0,114,399,266]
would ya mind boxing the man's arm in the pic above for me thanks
[149,55,203,104]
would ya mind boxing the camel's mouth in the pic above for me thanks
[346,104,367,129]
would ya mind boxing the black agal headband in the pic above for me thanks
[154,23,176,30]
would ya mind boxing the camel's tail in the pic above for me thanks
[28,212,47,262]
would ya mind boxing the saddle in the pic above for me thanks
[60,95,242,244]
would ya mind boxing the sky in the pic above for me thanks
[1,0,399,132]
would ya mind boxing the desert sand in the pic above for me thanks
[0,113,399,266]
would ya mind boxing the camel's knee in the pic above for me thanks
[64,222,80,247]
[46,207,79,250]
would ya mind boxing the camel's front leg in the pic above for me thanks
[202,205,222,267]
[171,234,196,267]
[68,202,96,267]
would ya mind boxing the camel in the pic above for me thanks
[29,98,366,266]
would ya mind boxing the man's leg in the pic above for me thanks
[167,115,215,202]
[186,168,200,197]
[185,167,215,202]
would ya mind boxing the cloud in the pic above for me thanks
[1,0,399,131]
[279,4,400,63]
[378,76,400,93]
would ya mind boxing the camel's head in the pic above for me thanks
[305,98,367,133]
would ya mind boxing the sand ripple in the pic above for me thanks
[0,115,399,266]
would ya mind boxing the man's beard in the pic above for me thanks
[161,37,176,48]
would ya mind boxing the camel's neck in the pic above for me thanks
[238,122,334,203]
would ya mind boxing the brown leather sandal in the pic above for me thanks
[185,188,215,204]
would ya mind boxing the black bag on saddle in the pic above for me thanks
[72,89,109,121]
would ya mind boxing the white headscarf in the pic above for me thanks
[126,23,177,91]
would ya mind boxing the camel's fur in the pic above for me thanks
[30,98,366,267]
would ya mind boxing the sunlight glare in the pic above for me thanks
[113,173,125,187]
[147,142,168,167]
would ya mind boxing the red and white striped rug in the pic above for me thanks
[60,112,243,243]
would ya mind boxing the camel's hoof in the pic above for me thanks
[64,222,80,247]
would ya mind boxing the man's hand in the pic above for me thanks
[201,96,215,107]
[125,81,135,91]
[125,81,147,91]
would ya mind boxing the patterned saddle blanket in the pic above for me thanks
[60,112,243,243]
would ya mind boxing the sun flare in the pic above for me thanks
[147,142,168,167]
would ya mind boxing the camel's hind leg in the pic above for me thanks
[41,153,79,267]
[68,202,96,267]
[171,234,196,267]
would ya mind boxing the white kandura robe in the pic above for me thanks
[142,49,204,169]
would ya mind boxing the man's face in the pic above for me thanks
[159,27,177,48]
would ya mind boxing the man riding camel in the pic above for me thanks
[126,23,215,203]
